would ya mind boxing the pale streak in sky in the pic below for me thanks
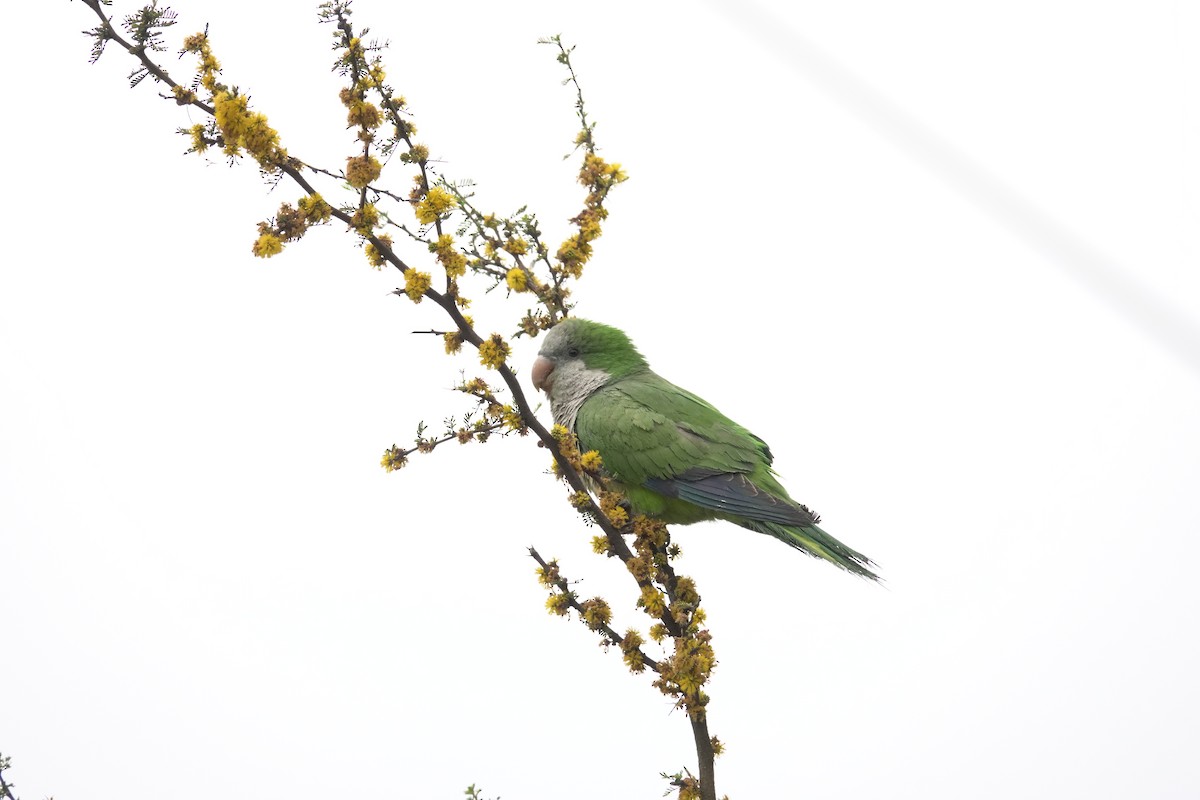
[704,0,1200,377]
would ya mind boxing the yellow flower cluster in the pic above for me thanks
[298,194,332,224]
[401,144,430,165]
[251,232,283,259]
[379,445,408,472]
[251,194,332,259]
[549,424,583,476]
[639,584,667,617]
[620,628,646,673]
[344,97,382,130]
[579,152,627,197]
[656,631,716,712]
[345,154,382,188]
[212,90,284,165]
[675,777,702,800]
[477,334,510,370]
[350,203,379,234]
[518,311,552,337]
[545,592,573,616]
[580,450,603,472]
[625,555,652,582]
[364,235,393,270]
[599,490,628,527]
[415,186,456,225]
[555,233,592,279]
[633,514,669,550]
[536,558,561,588]
[580,597,612,631]
[443,331,464,354]
[496,404,526,433]
[505,267,528,293]
[186,123,208,154]
[182,32,220,90]
[429,234,467,277]
[403,269,432,302]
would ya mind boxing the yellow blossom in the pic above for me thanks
[443,331,463,354]
[625,556,651,582]
[182,32,207,53]
[500,405,525,432]
[298,194,332,224]
[364,235,393,270]
[674,576,699,606]
[536,560,561,588]
[546,592,572,616]
[380,446,407,472]
[605,504,628,527]
[477,334,510,370]
[429,233,455,252]
[414,186,456,225]
[213,91,249,153]
[580,450,603,471]
[579,152,627,188]
[441,250,467,277]
[504,237,528,256]
[402,144,429,164]
[211,91,281,165]
[580,598,612,631]
[505,267,528,293]
[403,270,432,302]
[639,585,666,617]
[351,203,379,234]
[345,154,382,188]
[251,232,283,258]
[621,629,646,673]
[346,101,382,129]
[429,234,467,277]
[187,124,208,153]
[240,112,281,162]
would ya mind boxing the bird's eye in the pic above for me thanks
[567,347,580,358]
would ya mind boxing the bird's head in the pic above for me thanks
[532,318,648,396]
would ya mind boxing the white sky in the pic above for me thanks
[3,1,1200,798]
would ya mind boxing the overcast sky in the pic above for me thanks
[3,1,1200,798]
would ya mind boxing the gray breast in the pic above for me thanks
[548,363,611,432]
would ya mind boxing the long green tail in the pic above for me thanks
[746,520,880,580]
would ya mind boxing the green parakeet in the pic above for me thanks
[532,318,877,580]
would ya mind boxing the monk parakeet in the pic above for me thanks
[532,318,877,579]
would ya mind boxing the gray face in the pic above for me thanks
[534,324,612,431]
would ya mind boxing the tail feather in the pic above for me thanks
[745,520,880,581]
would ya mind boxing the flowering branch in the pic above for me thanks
[76,3,718,798]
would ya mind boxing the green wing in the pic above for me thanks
[577,370,878,578]
[576,371,763,481]
[575,371,815,526]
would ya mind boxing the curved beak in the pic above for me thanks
[531,355,555,394]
